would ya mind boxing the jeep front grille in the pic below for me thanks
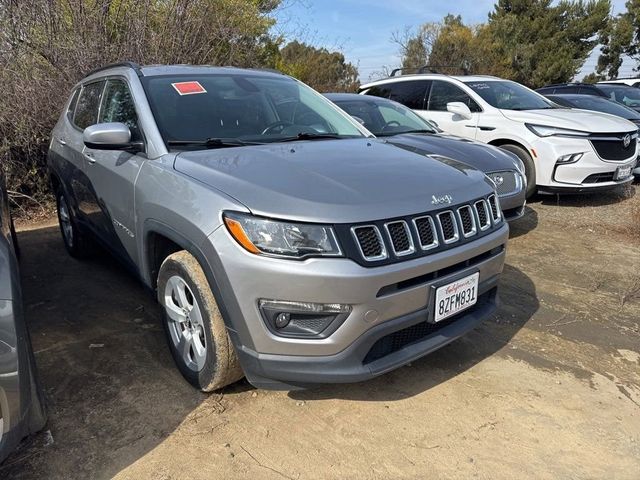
[347,195,503,264]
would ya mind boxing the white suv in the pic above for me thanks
[360,74,638,197]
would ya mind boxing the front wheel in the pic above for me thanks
[499,144,537,199]
[157,251,244,391]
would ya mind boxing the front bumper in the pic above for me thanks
[206,222,508,389]
[531,136,637,191]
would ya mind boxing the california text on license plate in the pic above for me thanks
[434,272,479,322]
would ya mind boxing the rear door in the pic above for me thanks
[424,80,481,138]
[81,78,145,268]
[64,81,106,228]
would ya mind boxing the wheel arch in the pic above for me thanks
[142,220,255,352]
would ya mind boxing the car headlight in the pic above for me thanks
[525,123,590,138]
[223,212,342,258]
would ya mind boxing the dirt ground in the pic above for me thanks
[1,186,639,480]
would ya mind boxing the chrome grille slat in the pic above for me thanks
[412,215,439,250]
[474,200,491,231]
[437,211,459,244]
[488,194,501,224]
[384,220,415,256]
[457,205,477,238]
[351,225,387,261]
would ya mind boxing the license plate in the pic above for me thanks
[434,272,479,322]
[615,165,633,181]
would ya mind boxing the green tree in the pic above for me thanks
[597,0,639,78]
[487,0,610,87]
[276,41,359,92]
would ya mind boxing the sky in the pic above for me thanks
[273,0,634,82]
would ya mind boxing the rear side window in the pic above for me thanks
[100,80,138,129]
[428,81,481,112]
[364,81,429,110]
[74,81,105,129]
[66,89,80,120]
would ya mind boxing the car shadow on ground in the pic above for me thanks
[0,225,211,479]
[289,264,538,402]
[508,206,538,238]
[1,223,538,478]
[533,183,636,208]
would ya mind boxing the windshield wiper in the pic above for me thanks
[274,132,345,142]
[167,138,262,149]
[378,129,435,136]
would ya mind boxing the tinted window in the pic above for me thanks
[597,84,640,107]
[428,81,481,112]
[66,89,80,120]
[466,80,554,111]
[364,81,429,110]
[333,97,435,136]
[553,86,579,94]
[100,80,138,131]
[74,81,105,129]
[559,95,640,119]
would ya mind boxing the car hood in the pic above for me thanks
[386,133,518,173]
[500,108,638,132]
[173,138,494,224]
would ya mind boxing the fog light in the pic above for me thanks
[258,299,352,338]
[274,312,290,329]
[556,153,584,164]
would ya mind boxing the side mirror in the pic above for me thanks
[83,122,143,152]
[446,102,472,119]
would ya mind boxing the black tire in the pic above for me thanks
[499,144,537,199]
[157,251,243,391]
[55,189,92,258]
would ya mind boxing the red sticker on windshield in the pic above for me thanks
[172,81,207,95]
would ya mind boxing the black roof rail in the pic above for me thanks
[390,64,470,77]
[85,61,143,78]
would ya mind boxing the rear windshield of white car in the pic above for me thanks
[142,74,365,148]
[465,80,556,111]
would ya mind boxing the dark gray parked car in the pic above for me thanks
[0,170,46,463]
[48,63,508,391]
[326,93,527,221]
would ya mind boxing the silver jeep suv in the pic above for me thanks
[47,63,508,390]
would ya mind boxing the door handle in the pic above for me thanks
[84,152,96,164]
[57,138,67,146]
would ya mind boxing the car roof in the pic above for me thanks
[361,74,501,89]
[84,62,285,81]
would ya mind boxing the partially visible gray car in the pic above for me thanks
[0,169,46,463]
[326,93,527,221]
[48,63,508,391]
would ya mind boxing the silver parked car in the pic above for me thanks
[0,169,46,463]
[326,93,527,221]
[47,63,508,391]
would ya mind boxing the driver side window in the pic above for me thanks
[428,81,481,112]
[100,79,140,138]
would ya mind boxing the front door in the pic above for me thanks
[82,78,145,268]
[418,80,481,139]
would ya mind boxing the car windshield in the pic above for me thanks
[597,84,640,108]
[465,80,556,111]
[142,74,366,148]
[332,97,437,136]
[552,95,640,119]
